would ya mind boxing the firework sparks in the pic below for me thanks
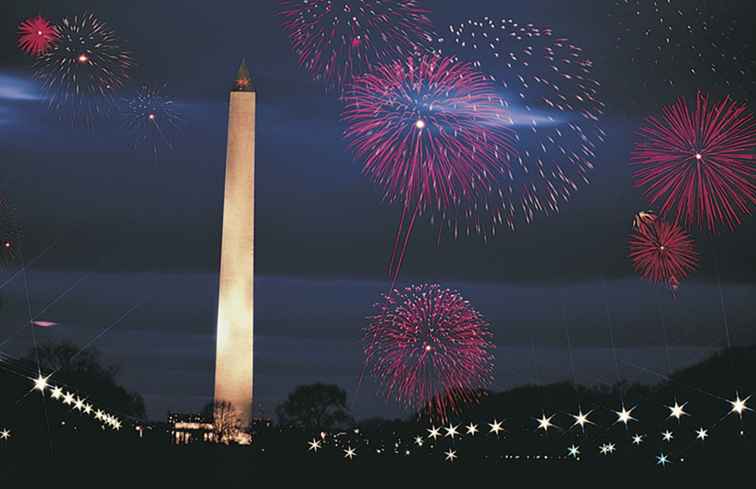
[632,210,657,231]
[364,284,494,419]
[435,17,606,228]
[122,84,182,158]
[34,13,134,122]
[629,218,699,289]
[632,93,756,232]
[17,16,59,56]
[342,55,514,279]
[612,0,755,100]
[279,0,434,93]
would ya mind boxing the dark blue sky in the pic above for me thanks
[1,1,755,420]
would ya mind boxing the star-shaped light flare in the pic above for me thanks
[571,409,593,431]
[657,453,670,466]
[537,414,555,432]
[568,445,580,458]
[445,424,460,439]
[599,443,616,455]
[32,374,49,392]
[488,419,504,435]
[614,404,637,426]
[668,401,688,420]
[729,394,751,419]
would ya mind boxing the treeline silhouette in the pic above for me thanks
[0,343,753,484]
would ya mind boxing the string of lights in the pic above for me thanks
[303,394,750,466]
[30,374,123,431]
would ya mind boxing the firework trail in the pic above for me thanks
[0,196,21,267]
[342,55,514,280]
[34,13,134,123]
[435,17,606,228]
[612,0,756,101]
[122,84,182,158]
[629,217,698,290]
[632,92,756,232]
[279,0,434,94]
[17,16,59,57]
[364,284,494,419]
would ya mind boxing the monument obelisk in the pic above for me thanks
[214,60,255,430]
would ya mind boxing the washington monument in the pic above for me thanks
[214,60,255,430]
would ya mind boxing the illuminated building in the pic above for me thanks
[168,413,214,445]
[214,60,256,437]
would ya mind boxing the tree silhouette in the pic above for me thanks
[277,383,353,431]
[201,400,243,444]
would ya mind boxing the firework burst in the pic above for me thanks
[0,196,21,266]
[343,55,514,279]
[435,17,606,228]
[364,284,494,419]
[34,13,134,122]
[122,84,182,158]
[17,16,59,56]
[632,92,756,232]
[629,218,698,289]
[279,0,434,94]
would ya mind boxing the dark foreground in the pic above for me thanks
[1,438,752,487]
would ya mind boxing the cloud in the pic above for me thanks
[0,73,47,130]
[506,106,573,127]
[0,73,44,102]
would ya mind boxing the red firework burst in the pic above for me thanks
[343,55,514,279]
[18,16,59,56]
[632,92,756,232]
[364,284,494,419]
[629,218,699,288]
[279,0,434,93]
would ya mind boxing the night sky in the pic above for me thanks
[1,0,755,420]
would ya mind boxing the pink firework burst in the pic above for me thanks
[18,16,59,56]
[629,218,698,289]
[632,92,756,232]
[279,0,434,93]
[343,55,514,280]
[364,284,494,419]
